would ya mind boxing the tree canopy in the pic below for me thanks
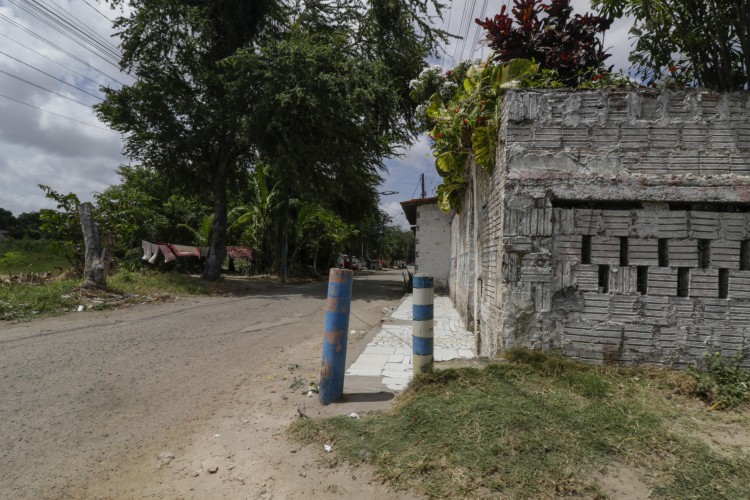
[594,0,750,90]
[97,0,447,280]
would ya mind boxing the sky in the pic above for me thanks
[0,0,633,229]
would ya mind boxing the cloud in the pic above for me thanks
[0,0,129,217]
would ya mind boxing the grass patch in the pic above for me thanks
[0,239,72,274]
[108,269,213,296]
[1,270,218,321]
[290,349,750,499]
[0,279,80,320]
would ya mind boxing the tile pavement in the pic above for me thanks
[346,295,475,391]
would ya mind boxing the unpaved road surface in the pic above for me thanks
[1,271,416,499]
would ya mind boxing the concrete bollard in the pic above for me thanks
[319,268,354,405]
[412,274,434,376]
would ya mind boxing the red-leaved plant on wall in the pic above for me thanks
[476,0,613,86]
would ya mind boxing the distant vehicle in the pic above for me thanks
[353,257,366,270]
[379,259,388,268]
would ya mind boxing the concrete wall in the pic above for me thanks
[415,203,452,289]
[451,89,750,367]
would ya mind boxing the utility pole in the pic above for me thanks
[420,173,426,199]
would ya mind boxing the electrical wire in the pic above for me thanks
[79,0,114,23]
[34,0,121,58]
[469,0,489,58]
[7,0,122,70]
[0,13,126,86]
[0,31,111,88]
[440,0,455,68]
[0,92,114,131]
[0,51,103,100]
[0,68,95,107]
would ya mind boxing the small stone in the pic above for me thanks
[190,471,199,477]
[207,464,219,474]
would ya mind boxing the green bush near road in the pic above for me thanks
[291,349,750,499]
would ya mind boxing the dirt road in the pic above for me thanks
[1,270,416,499]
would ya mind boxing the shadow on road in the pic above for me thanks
[220,269,406,303]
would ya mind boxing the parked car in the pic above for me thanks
[337,254,361,271]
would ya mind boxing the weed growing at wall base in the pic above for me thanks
[688,352,750,410]
[290,349,750,499]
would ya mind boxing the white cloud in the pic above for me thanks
[0,0,130,216]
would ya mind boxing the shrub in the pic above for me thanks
[687,352,750,410]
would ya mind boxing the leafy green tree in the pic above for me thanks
[0,208,15,232]
[229,164,280,273]
[96,0,284,280]
[94,184,159,269]
[381,226,415,262]
[11,212,42,240]
[594,0,750,90]
[38,185,83,267]
[229,0,447,282]
[289,201,355,274]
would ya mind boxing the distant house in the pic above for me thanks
[400,197,452,289]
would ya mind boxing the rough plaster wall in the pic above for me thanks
[450,89,750,367]
[450,190,472,323]
[415,204,452,289]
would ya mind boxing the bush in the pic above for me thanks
[687,352,750,410]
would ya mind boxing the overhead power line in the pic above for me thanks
[440,0,455,68]
[0,68,96,107]
[0,31,112,89]
[0,92,114,131]
[34,0,121,58]
[0,51,103,100]
[0,13,127,86]
[6,0,122,70]
[79,0,114,23]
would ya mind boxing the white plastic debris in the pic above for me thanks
[307,390,313,398]
[213,433,221,439]
[348,412,360,419]
[323,444,333,453]
[77,305,84,312]
[350,330,356,335]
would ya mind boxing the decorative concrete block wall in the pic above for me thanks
[450,89,750,367]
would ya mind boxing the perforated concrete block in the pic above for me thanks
[600,211,631,236]
[689,211,720,239]
[648,267,678,296]
[689,269,720,298]
[668,239,699,267]
[553,235,582,263]
[591,237,621,265]
[729,270,750,299]
[628,238,659,266]
[710,239,741,269]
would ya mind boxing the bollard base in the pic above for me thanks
[413,354,434,376]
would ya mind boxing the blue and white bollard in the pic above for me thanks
[319,268,354,405]
[412,274,434,376]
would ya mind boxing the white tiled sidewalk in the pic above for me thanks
[346,295,475,390]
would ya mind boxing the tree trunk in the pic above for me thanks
[203,170,228,281]
[280,186,290,283]
[78,202,113,289]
